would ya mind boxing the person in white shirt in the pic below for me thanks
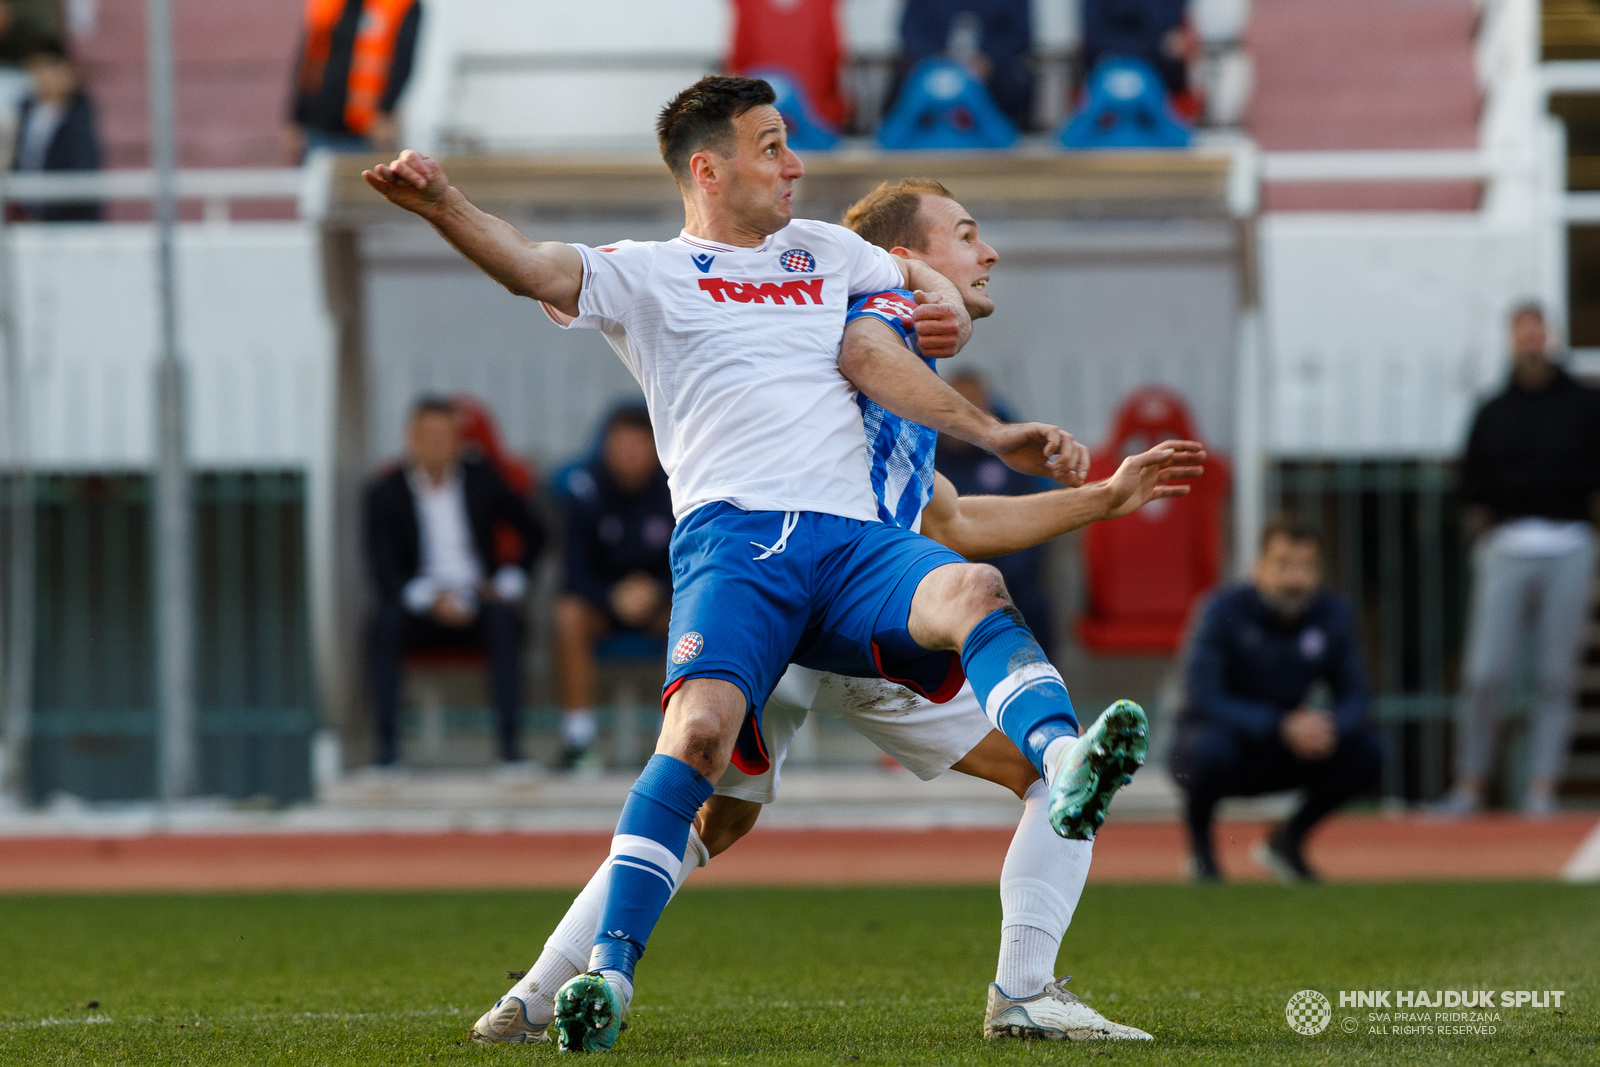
[363,76,1143,1054]
[364,396,545,766]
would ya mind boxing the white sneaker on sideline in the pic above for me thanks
[983,979,1152,1041]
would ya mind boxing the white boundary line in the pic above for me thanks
[1560,819,1600,883]
[0,1006,465,1031]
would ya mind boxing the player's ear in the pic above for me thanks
[888,246,921,261]
[689,150,719,192]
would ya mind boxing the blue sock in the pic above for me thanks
[960,608,1079,777]
[589,754,715,982]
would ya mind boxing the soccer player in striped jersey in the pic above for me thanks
[473,179,1203,1046]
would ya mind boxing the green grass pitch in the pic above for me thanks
[1,882,1595,1065]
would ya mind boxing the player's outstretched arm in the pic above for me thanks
[363,150,584,316]
[919,441,1207,559]
[839,316,1087,485]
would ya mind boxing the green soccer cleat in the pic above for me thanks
[1047,699,1148,840]
[552,972,624,1053]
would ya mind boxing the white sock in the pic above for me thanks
[562,709,597,749]
[1041,734,1076,783]
[507,826,709,1023]
[994,779,1092,999]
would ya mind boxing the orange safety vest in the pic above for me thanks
[298,0,418,135]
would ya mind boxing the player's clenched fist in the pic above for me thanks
[903,289,969,359]
[363,149,453,216]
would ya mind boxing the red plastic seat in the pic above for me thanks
[728,0,848,129]
[1076,387,1230,654]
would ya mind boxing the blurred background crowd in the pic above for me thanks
[0,1,1595,869]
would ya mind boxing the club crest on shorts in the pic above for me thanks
[672,631,705,664]
[779,249,815,273]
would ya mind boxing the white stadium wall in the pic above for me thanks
[1,222,334,472]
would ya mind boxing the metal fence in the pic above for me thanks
[4,471,315,803]
[1267,459,1479,802]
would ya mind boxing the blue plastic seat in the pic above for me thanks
[877,57,1018,150]
[748,67,838,150]
[1059,56,1191,150]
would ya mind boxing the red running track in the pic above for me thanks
[0,815,1592,894]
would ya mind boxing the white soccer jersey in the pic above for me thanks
[543,219,905,520]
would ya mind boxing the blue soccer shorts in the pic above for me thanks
[661,503,966,775]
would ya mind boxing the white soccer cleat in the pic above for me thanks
[983,979,1153,1042]
[469,995,550,1044]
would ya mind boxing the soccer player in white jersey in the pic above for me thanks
[470,179,1204,1046]
[367,76,1146,1054]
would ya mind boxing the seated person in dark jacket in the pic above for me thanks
[1170,517,1381,882]
[555,406,674,766]
[11,40,102,222]
[365,396,544,767]
[934,372,1055,649]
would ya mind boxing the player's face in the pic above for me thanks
[720,105,805,236]
[910,195,998,319]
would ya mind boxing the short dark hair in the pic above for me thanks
[410,394,456,422]
[1510,300,1545,323]
[604,404,653,435]
[656,76,777,182]
[24,38,69,64]
[841,179,955,251]
[1260,515,1320,554]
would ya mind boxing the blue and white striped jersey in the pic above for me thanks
[846,288,939,531]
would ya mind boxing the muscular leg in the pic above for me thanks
[951,730,1092,1000]
[585,678,745,994]
[908,563,1080,780]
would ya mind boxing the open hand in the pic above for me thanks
[985,423,1091,486]
[901,289,970,359]
[363,149,452,217]
[1101,439,1207,519]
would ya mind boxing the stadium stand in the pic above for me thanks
[1248,0,1483,210]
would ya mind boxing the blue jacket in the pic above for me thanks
[1182,584,1371,742]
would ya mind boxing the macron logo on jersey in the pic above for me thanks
[698,277,825,305]
[690,253,716,273]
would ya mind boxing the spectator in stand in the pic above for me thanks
[365,396,544,768]
[728,0,847,130]
[286,0,421,161]
[1080,0,1197,118]
[934,372,1054,650]
[555,406,674,767]
[10,40,101,222]
[1169,517,1381,883]
[1434,303,1600,818]
[898,0,1033,129]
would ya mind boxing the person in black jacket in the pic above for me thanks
[1434,303,1600,817]
[11,41,101,222]
[1169,517,1381,882]
[555,406,674,766]
[365,396,544,767]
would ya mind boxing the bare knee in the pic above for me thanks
[658,678,747,778]
[909,563,1011,650]
[695,795,761,857]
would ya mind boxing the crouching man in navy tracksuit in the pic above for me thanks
[1169,517,1381,882]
